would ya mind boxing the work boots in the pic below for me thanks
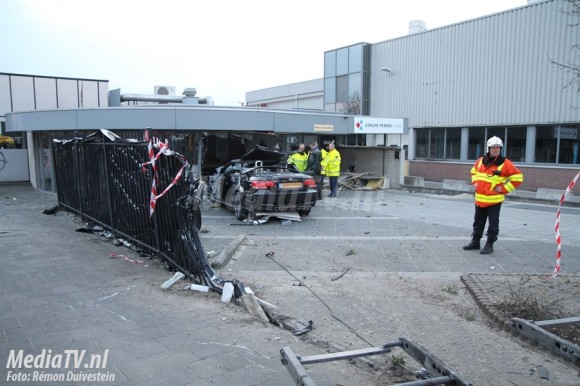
[480,242,494,254]
[462,238,481,250]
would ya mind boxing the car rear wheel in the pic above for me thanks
[233,191,248,220]
[298,207,311,216]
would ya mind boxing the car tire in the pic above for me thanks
[233,191,248,220]
[298,207,311,216]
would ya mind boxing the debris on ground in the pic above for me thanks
[293,320,313,336]
[161,272,185,289]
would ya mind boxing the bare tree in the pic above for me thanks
[550,0,580,96]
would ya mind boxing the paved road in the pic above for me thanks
[2,183,580,385]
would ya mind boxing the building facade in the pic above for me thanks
[247,0,580,191]
[0,73,108,188]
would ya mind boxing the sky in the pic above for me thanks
[1,0,527,106]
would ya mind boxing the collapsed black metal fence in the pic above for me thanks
[52,129,222,290]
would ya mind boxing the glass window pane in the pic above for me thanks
[324,78,335,104]
[445,128,461,160]
[336,75,348,102]
[415,128,429,158]
[430,128,445,159]
[324,51,336,78]
[468,128,485,159]
[349,73,362,101]
[349,44,362,73]
[557,125,580,164]
[336,48,348,76]
[335,102,348,114]
[535,126,557,163]
[506,126,526,162]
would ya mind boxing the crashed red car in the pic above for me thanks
[207,146,317,220]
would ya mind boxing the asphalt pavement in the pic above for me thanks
[2,182,580,385]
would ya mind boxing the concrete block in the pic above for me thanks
[161,272,185,289]
[240,293,270,323]
[221,282,234,303]
[536,188,568,201]
[210,234,246,269]
[404,176,425,186]
[442,179,472,191]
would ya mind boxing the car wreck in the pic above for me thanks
[207,145,317,220]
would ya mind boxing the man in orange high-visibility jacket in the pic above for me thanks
[463,136,524,254]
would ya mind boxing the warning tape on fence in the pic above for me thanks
[141,134,186,217]
[552,170,580,277]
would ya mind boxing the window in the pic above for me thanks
[468,128,486,159]
[558,126,580,164]
[336,48,348,76]
[429,128,445,159]
[336,75,348,102]
[324,78,335,104]
[324,51,336,78]
[323,43,369,115]
[445,128,461,160]
[507,126,526,162]
[535,126,557,163]
[348,45,362,73]
[415,129,429,158]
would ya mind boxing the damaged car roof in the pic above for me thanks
[238,145,290,162]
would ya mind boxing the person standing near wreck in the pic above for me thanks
[463,136,523,254]
[321,142,341,198]
[306,141,323,199]
[287,143,308,172]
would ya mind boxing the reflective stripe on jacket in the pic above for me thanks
[320,149,327,175]
[322,149,341,177]
[471,157,524,207]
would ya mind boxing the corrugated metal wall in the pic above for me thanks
[370,0,580,128]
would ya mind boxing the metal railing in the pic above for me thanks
[52,129,223,290]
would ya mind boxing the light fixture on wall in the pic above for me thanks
[381,67,394,76]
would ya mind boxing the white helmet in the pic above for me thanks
[486,136,503,152]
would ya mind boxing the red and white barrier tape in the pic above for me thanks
[110,253,143,265]
[141,134,185,217]
[552,171,580,277]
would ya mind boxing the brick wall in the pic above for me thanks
[409,160,580,191]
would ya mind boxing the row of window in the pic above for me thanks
[323,44,370,115]
[415,125,580,164]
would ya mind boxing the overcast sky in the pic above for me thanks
[1,0,527,106]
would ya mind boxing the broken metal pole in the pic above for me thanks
[507,318,580,364]
[535,316,580,328]
[281,337,473,386]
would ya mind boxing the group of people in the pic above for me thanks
[287,141,341,198]
[288,136,525,256]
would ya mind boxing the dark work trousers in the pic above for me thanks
[313,175,322,199]
[329,176,338,197]
[472,203,501,242]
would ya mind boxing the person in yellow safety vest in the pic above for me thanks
[463,136,524,254]
[321,142,341,197]
[287,143,309,172]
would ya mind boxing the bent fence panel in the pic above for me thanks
[52,130,222,290]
